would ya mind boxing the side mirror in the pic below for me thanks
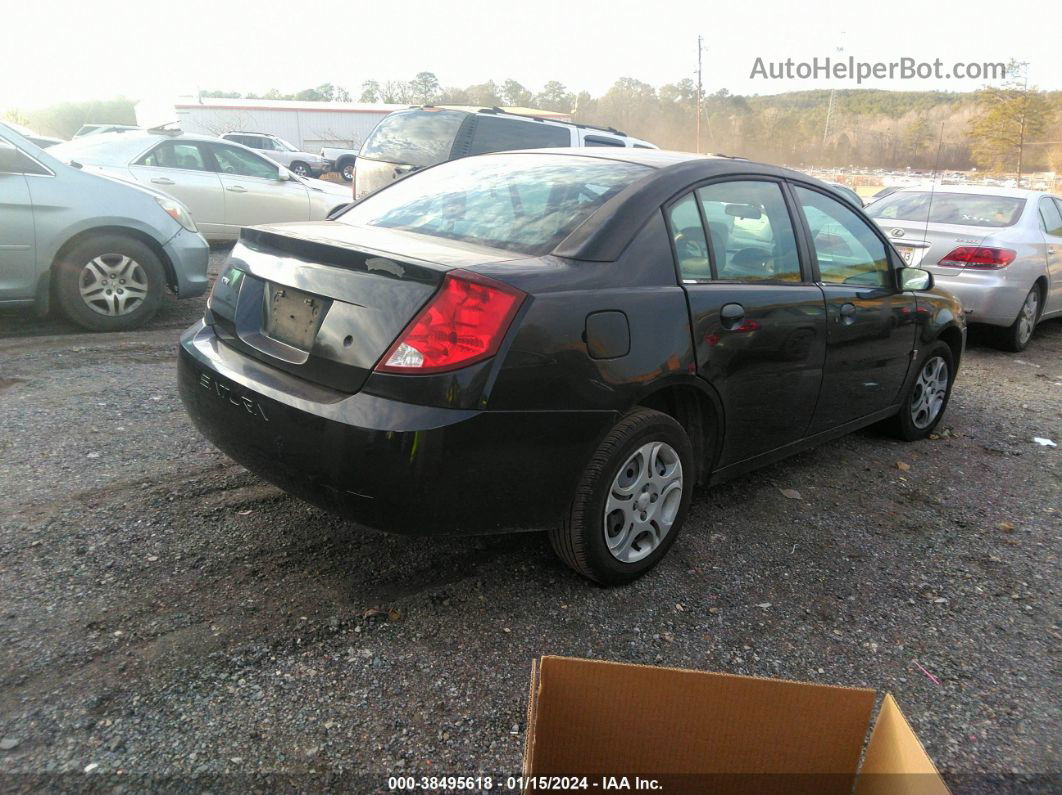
[0,139,21,173]
[277,166,293,181]
[899,267,933,291]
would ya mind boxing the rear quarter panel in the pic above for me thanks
[481,213,697,412]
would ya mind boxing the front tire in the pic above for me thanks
[998,284,1042,352]
[550,408,693,585]
[54,235,165,332]
[340,161,355,182]
[885,341,955,441]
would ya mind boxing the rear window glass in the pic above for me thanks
[359,110,465,168]
[866,191,1025,227]
[337,153,650,255]
[465,116,570,156]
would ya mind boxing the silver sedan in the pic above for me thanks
[48,131,352,241]
[867,186,1062,351]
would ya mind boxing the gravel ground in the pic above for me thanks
[0,246,1058,791]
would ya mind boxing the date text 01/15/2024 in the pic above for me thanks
[386,775,662,791]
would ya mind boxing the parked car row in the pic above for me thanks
[220,132,331,178]
[0,123,209,332]
[47,130,352,242]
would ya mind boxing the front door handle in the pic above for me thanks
[226,185,248,193]
[838,302,856,324]
[720,302,745,329]
[150,177,175,185]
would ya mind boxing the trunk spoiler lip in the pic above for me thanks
[242,224,524,270]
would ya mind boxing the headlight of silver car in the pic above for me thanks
[155,195,198,233]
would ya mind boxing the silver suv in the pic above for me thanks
[221,132,328,177]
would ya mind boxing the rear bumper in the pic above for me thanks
[164,228,210,299]
[930,271,1027,327]
[178,321,615,534]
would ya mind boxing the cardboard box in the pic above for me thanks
[523,656,949,795]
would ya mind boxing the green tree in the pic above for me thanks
[466,80,503,107]
[501,79,532,107]
[381,80,411,104]
[534,81,574,113]
[359,80,381,103]
[20,98,136,138]
[2,108,30,127]
[409,72,441,104]
[969,61,1053,180]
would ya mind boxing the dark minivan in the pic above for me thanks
[180,149,965,584]
[352,106,655,200]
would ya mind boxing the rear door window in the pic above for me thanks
[696,181,802,282]
[1039,197,1062,236]
[584,135,624,147]
[466,116,571,156]
[666,194,712,280]
[137,141,211,172]
[359,109,466,167]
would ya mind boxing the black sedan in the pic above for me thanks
[178,149,966,585]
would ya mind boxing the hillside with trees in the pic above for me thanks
[7,70,1059,175]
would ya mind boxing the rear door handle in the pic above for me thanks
[720,303,745,329]
[226,185,247,193]
[150,177,174,185]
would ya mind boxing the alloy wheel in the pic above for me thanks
[292,164,310,177]
[78,255,149,317]
[910,355,949,429]
[603,441,683,563]
[1017,288,1039,346]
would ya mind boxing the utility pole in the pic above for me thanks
[822,91,835,147]
[696,34,703,153]
[822,37,845,152]
[1016,61,1029,188]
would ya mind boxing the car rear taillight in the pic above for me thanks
[375,272,525,374]
[937,246,1016,270]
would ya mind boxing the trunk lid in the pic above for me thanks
[206,222,517,393]
[880,219,1000,276]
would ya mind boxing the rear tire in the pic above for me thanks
[550,408,693,585]
[883,341,955,441]
[997,284,1042,352]
[290,161,311,178]
[54,234,165,332]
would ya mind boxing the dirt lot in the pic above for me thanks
[0,246,1059,791]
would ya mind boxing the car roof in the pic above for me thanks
[490,146,810,177]
[465,148,837,261]
[45,129,255,167]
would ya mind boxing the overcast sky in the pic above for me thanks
[4,0,1058,110]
